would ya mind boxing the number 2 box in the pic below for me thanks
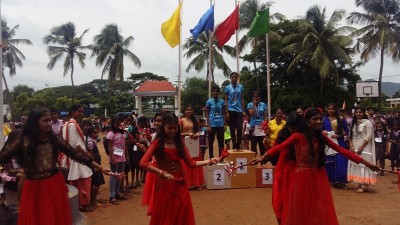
[255,165,275,188]
[203,163,231,190]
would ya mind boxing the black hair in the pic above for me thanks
[70,104,82,113]
[350,107,367,139]
[275,113,305,161]
[304,107,326,167]
[325,103,344,140]
[154,112,163,120]
[154,112,185,161]
[21,107,58,167]
[138,116,148,125]
[229,72,239,78]
[183,105,199,133]
[211,85,221,92]
[252,90,261,97]
[110,117,124,134]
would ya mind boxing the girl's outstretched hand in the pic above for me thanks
[251,157,262,165]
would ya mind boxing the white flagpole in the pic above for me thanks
[235,0,240,76]
[0,0,4,148]
[208,0,213,99]
[178,0,182,117]
[266,32,271,120]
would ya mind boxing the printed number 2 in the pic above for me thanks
[264,173,270,181]
[216,173,221,181]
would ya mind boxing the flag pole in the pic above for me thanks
[0,0,4,148]
[266,32,271,120]
[208,0,213,99]
[178,0,183,117]
[235,0,240,76]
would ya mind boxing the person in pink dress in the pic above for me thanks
[252,107,380,225]
[140,112,219,225]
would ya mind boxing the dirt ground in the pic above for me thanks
[84,136,400,225]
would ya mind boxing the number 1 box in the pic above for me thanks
[203,163,231,190]
[255,165,275,187]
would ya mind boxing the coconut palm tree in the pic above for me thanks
[44,22,89,86]
[91,23,141,82]
[236,0,285,91]
[2,19,33,116]
[347,0,400,109]
[282,5,354,95]
[183,31,233,83]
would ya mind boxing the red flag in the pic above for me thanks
[214,5,239,48]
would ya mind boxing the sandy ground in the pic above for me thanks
[84,136,400,225]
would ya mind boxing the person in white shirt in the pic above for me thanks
[62,104,93,212]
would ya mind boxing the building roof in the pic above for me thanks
[133,80,177,97]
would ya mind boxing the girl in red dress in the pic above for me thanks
[252,107,380,225]
[140,112,219,225]
[0,107,109,225]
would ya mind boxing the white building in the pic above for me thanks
[386,98,400,108]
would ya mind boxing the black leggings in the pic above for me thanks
[208,126,225,158]
[228,111,243,149]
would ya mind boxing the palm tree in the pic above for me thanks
[91,23,141,82]
[347,0,400,109]
[237,0,285,91]
[282,5,354,95]
[43,22,89,86]
[183,31,233,83]
[2,19,33,116]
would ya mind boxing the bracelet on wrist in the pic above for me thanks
[208,159,213,166]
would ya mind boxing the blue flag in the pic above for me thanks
[190,6,214,42]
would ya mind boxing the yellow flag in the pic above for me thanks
[161,3,182,48]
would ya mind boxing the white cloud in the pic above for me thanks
[2,0,399,91]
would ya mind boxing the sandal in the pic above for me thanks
[109,197,119,205]
[355,188,367,193]
[79,205,93,212]
[116,194,127,200]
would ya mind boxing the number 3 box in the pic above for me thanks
[255,165,275,187]
[203,163,231,190]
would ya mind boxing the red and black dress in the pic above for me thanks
[0,135,94,225]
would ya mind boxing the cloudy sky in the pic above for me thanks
[2,0,400,91]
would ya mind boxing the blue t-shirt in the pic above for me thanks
[224,84,244,112]
[206,98,225,127]
[247,102,267,126]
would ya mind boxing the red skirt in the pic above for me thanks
[18,172,72,225]
[280,167,339,225]
[272,150,294,222]
[181,153,204,188]
[150,176,195,225]
[142,170,156,215]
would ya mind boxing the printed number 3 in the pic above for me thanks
[264,173,269,181]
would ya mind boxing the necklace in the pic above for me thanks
[164,139,175,144]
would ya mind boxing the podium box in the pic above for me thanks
[225,150,256,188]
[255,165,275,188]
[203,163,231,190]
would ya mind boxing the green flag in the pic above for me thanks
[247,8,270,37]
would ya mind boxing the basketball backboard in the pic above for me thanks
[356,82,379,98]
